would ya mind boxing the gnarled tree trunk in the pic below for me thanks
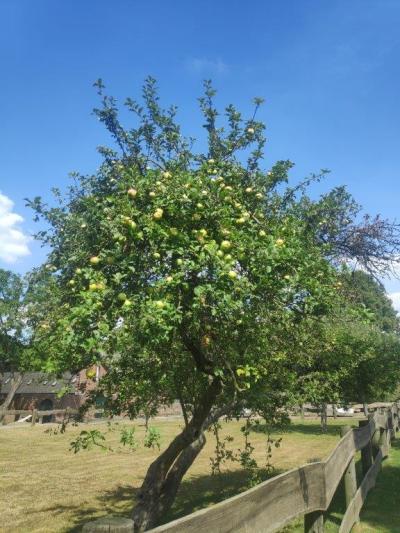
[320,402,328,433]
[131,378,224,531]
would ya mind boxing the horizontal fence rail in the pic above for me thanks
[0,408,105,426]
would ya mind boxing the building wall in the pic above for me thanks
[0,393,84,424]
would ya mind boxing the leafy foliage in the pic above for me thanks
[143,426,161,450]
[0,269,25,372]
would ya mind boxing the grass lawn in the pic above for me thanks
[0,417,356,532]
[353,439,400,533]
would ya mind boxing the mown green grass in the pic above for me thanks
[354,439,400,533]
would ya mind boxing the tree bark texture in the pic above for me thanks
[131,378,223,531]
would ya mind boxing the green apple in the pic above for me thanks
[220,240,232,251]
[127,188,137,198]
[117,292,127,302]
[153,208,164,220]
[153,252,161,259]
[228,270,237,279]
[90,256,100,265]
[155,300,165,309]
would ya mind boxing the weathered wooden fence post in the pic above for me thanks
[31,409,38,426]
[358,420,373,476]
[304,510,324,533]
[340,426,357,509]
[388,407,395,441]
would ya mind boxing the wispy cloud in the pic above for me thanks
[186,57,229,76]
[0,192,30,263]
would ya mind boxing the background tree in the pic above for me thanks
[0,269,24,371]
[339,271,400,412]
[0,269,33,418]
[342,270,399,333]
[0,267,55,418]
[0,269,26,415]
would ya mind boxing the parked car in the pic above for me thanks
[336,407,354,417]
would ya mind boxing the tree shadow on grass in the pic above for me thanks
[161,466,282,526]
[41,485,139,532]
[60,467,281,531]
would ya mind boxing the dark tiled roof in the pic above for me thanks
[0,372,77,395]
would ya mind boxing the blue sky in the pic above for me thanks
[1,0,399,306]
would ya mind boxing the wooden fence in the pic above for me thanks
[1,408,79,425]
[143,403,398,533]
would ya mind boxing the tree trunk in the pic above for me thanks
[131,378,222,531]
[363,401,369,418]
[320,403,328,433]
[0,373,22,423]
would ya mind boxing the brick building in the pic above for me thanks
[0,366,106,423]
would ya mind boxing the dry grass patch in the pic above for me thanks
[0,417,354,532]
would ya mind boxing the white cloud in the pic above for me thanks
[389,292,400,313]
[0,192,30,263]
[186,57,229,75]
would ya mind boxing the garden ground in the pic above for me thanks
[0,416,397,532]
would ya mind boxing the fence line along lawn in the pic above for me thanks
[0,417,356,532]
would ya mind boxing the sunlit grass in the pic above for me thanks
[1,417,355,532]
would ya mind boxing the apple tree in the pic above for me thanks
[28,79,354,530]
